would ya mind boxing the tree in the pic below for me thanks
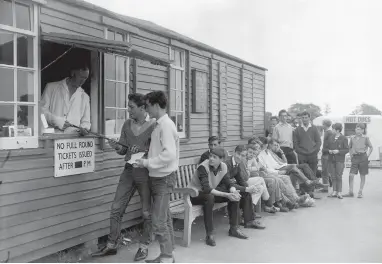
[351,103,382,115]
[324,103,331,115]
[288,103,322,120]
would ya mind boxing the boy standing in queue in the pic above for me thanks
[136,91,179,263]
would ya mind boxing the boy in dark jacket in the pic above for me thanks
[322,123,349,199]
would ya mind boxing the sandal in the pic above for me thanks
[357,192,363,198]
[337,194,343,199]
[329,192,337,198]
[264,206,277,214]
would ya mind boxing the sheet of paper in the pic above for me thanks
[127,152,145,165]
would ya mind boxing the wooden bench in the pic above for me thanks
[170,157,262,247]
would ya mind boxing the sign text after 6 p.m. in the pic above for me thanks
[54,138,95,177]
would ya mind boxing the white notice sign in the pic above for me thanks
[54,138,95,177]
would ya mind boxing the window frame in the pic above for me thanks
[169,47,186,139]
[103,28,130,139]
[0,0,39,150]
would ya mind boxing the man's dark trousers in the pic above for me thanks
[109,164,152,247]
[149,173,176,258]
[239,192,256,223]
[190,192,240,235]
[281,146,297,164]
[298,154,318,177]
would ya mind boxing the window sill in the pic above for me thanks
[180,138,190,144]
[39,134,98,141]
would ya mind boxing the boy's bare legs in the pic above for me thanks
[358,174,366,198]
[343,173,355,197]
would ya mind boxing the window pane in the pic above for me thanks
[0,67,14,101]
[17,105,34,136]
[116,83,127,108]
[15,2,31,31]
[115,33,123,42]
[105,54,116,80]
[176,90,182,111]
[116,56,126,82]
[0,0,13,27]
[176,112,184,132]
[0,32,14,65]
[175,70,182,90]
[174,50,181,67]
[0,104,14,137]
[17,34,33,68]
[17,70,34,102]
[116,109,127,135]
[107,30,115,40]
[170,68,175,89]
[105,108,116,135]
[105,81,116,107]
[169,89,175,111]
[169,112,176,127]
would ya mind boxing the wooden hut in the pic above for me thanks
[0,0,267,261]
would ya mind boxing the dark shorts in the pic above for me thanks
[350,153,369,175]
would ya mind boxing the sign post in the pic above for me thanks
[54,138,95,177]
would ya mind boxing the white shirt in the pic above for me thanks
[143,114,179,177]
[302,123,312,132]
[40,78,91,133]
[258,149,287,174]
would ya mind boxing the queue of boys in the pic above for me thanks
[90,91,373,263]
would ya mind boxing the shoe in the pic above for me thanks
[357,192,363,198]
[228,227,248,239]
[264,206,277,214]
[91,245,117,257]
[279,207,289,212]
[318,189,329,193]
[343,193,354,198]
[313,180,329,189]
[134,248,148,261]
[255,215,262,219]
[337,194,343,199]
[145,256,175,263]
[244,220,266,229]
[328,192,337,198]
[206,235,216,246]
[286,201,297,210]
[272,206,281,212]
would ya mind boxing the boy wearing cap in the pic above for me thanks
[344,123,373,198]
[188,147,248,247]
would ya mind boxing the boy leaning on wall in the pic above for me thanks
[343,123,373,198]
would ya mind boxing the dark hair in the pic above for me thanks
[128,93,146,107]
[356,123,366,130]
[73,65,89,72]
[234,145,247,154]
[258,136,268,145]
[296,113,302,117]
[248,137,259,144]
[278,109,288,117]
[270,116,279,122]
[332,123,343,132]
[268,138,277,145]
[322,119,332,128]
[208,136,220,144]
[300,111,310,118]
[247,144,256,151]
[143,91,168,109]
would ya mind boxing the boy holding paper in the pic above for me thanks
[92,93,156,262]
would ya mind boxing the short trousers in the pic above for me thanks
[350,153,369,175]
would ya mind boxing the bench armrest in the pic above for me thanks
[173,187,199,197]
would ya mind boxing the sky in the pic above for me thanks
[86,0,382,116]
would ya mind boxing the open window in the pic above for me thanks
[39,32,171,141]
[0,0,39,150]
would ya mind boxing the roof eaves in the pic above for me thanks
[57,0,268,71]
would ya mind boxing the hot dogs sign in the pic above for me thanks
[343,116,371,124]
[54,138,95,177]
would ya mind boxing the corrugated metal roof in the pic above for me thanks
[57,0,267,71]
